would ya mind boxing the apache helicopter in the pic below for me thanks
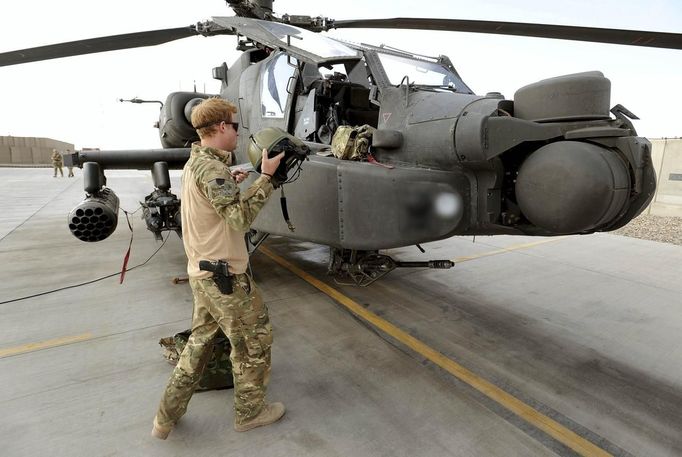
[2,0,680,285]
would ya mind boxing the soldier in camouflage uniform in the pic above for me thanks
[152,97,286,439]
[50,149,63,177]
[65,149,74,177]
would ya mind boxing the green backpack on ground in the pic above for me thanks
[158,329,234,391]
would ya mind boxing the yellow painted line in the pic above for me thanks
[453,236,569,263]
[0,332,94,358]
[260,246,610,457]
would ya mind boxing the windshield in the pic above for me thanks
[377,53,460,89]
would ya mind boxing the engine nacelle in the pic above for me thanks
[515,141,631,234]
[158,92,212,148]
[68,188,119,242]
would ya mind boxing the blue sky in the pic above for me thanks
[0,0,680,149]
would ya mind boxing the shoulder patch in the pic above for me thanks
[207,177,238,200]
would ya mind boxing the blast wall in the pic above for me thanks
[0,136,75,166]
[649,138,682,217]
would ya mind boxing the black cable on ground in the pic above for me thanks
[0,178,80,243]
[0,231,171,305]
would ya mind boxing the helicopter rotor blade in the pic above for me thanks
[332,18,682,50]
[0,25,229,68]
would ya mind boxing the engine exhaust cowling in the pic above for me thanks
[514,71,611,123]
[68,188,119,242]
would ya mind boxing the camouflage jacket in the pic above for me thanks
[331,124,375,160]
[181,143,273,277]
[51,151,63,165]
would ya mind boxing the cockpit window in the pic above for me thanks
[319,63,348,79]
[261,53,297,118]
[377,52,460,89]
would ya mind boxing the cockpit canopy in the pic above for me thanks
[376,52,462,90]
[213,17,470,93]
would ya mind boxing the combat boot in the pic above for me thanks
[234,402,285,432]
[151,417,172,440]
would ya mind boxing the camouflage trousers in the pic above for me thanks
[53,165,63,177]
[155,273,272,427]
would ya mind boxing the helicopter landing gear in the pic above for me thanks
[328,248,454,286]
[245,230,270,279]
[246,229,269,255]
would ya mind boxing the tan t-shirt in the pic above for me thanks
[181,143,273,278]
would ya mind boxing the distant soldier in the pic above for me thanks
[65,150,74,177]
[151,97,286,439]
[50,149,63,177]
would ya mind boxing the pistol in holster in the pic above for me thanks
[199,259,233,295]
